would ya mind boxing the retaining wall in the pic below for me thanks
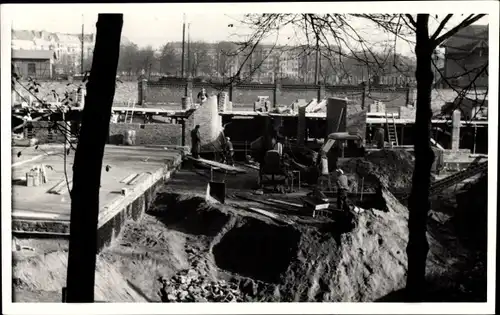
[139,79,414,111]
[108,123,183,146]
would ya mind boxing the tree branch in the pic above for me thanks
[433,14,486,47]
[430,14,453,41]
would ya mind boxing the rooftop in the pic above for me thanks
[440,24,488,51]
[12,49,55,60]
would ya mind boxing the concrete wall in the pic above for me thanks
[140,80,412,111]
[326,98,347,136]
[233,87,273,109]
[144,82,185,105]
[346,106,367,140]
[108,123,182,146]
[277,87,317,107]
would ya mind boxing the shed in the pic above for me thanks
[12,49,55,79]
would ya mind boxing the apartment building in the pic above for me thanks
[439,24,488,88]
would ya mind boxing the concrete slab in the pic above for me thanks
[11,145,184,229]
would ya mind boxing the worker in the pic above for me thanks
[197,88,209,103]
[336,168,350,211]
[374,127,385,149]
[224,137,235,166]
[191,125,201,159]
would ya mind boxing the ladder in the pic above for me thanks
[400,160,487,202]
[123,98,136,123]
[385,112,398,148]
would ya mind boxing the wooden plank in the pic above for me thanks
[234,194,292,212]
[48,179,66,194]
[48,179,73,195]
[247,207,294,225]
[128,172,150,185]
[187,156,247,173]
[120,173,138,184]
[267,198,303,208]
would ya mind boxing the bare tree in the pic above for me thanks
[65,13,123,302]
[159,42,181,75]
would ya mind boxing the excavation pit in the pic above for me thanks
[147,192,232,237]
[213,219,301,284]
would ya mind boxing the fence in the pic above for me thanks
[138,78,416,112]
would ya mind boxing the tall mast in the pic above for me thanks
[187,23,191,78]
[314,37,320,85]
[81,14,84,74]
[181,14,186,78]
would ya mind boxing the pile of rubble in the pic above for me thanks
[158,269,244,302]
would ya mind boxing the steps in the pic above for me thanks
[385,112,398,148]
[400,160,488,202]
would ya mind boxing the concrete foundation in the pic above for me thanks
[11,145,186,252]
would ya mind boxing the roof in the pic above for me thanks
[12,30,34,41]
[12,49,54,60]
[440,24,488,51]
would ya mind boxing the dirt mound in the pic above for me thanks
[136,189,410,302]
[12,251,147,302]
[340,149,415,192]
[278,189,408,302]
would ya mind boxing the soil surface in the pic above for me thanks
[12,153,487,302]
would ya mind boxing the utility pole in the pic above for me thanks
[187,23,191,78]
[81,14,84,74]
[181,14,186,78]
[314,36,320,85]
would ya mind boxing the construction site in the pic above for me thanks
[11,80,489,303]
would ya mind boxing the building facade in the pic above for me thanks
[12,49,54,79]
[440,24,488,88]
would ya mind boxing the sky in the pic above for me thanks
[4,3,490,55]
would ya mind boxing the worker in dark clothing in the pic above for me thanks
[374,127,385,149]
[336,168,350,211]
[191,125,201,159]
[224,137,235,166]
[197,88,209,103]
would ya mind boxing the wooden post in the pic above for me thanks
[181,119,186,147]
[274,80,281,110]
[473,124,477,154]
[401,125,405,146]
[361,81,367,109]
[405,83,411,107]
[228,82,234,103]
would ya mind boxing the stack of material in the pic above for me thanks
[254,96,270,112]
[310,99,327,113]
[159,269,244,302]
[304,99,318,112]
[181,96,192,110]
[369,101,386,113]
[26,164,48,187]
[217,92,229,112]
[123,130,136,145]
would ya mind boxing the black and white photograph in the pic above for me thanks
[1,2,498,314]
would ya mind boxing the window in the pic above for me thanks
[27,63,36,76]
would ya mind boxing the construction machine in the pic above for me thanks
[249,124,365,192]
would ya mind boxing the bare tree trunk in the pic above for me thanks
[405,14,435,302]
[65,14,123,302]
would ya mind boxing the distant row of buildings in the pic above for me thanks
[11,25,488,88]
[11,29,131,78]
